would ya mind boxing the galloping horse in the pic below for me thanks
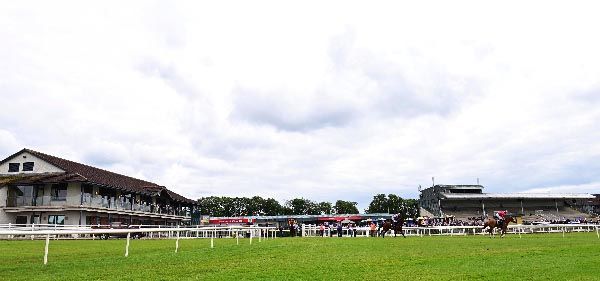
[381,215,406,238]
[483,215,516,238]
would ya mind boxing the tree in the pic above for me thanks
[403,199,420,218]
[364,194,419,218]
[365,194,388,213]
[387,194,403,214]
[246,196,265,216]
[285,198,310,215]
[262,198,283,216]
[317,202,333,215]
[197,196,225,216]
[334,200,359,214]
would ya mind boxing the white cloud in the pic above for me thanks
[1,1,600,210]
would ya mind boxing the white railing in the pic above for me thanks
[0,224,278,240]
[0,223,598,266]
[301,224,600,237]
[0,225,277,265]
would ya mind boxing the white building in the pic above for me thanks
[0,149,198,226]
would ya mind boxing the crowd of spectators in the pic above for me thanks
[276,215,600,237]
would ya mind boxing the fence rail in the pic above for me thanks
[0,223,598,266]
[0,225,278,265]
[301,224,600,237]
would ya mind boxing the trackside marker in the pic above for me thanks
[44,234,50,265]
[175,230,180,253]
[125,232,130,257]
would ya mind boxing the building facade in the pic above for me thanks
[419,184,594,220]
[0,149,198,226]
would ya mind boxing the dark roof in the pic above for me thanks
[0,173,86,186]
[435,185,484,189]
[441,193,594,200]
[1,148,196,204]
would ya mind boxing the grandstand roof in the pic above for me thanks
[441,193,595,200]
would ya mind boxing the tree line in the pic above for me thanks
[197,194,419,218]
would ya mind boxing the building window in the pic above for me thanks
[8,163,19,172]
[51,184,68,201]
[22,162,34,171]
[16,216,28,225]
[48,215,65,225]
[82,184,93,194]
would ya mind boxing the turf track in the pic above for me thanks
[0,233,599,280]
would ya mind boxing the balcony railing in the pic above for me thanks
[81,194,190,217]
[7,195,191,218]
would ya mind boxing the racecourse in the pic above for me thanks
[0,233,599,280]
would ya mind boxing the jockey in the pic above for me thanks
[392,213,400,224]
[494,210,508,222]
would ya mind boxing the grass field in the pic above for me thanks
[1,233,599,280]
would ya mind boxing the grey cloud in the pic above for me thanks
[328,30,484,119]
[574,86,600,103]
[230,87,357,132]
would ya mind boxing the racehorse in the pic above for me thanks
[381,215,406,238]
[483,215,516,238]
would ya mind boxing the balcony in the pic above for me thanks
[80,194,190,217]
[6,195,191,218]
[6,194,70,207]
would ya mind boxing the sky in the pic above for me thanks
[1,1,600,211]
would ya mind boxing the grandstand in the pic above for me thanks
[419,184,595,221]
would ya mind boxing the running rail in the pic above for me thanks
[0,226,278,265]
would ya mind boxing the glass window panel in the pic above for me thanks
[22,162,34,171]
[55,216,65,225]
[8,163,19,172]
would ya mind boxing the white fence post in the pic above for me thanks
[125,232,130,257]
[175,228,180,253]
[211,229,214,249]
[44,234,50,265]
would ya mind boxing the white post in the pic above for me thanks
[596,226,599,239]
[236,231,239,245]
[250,229,253,245]
[175,230,180,253]
[211,230,214,249]
[518,226,522,239]
[562,227,565,238]
[31,223,35,240]
[259,229,262,243]
[44,234,50,265]
[125,232,130,257]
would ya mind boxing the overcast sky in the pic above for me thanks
[1,1,600,210]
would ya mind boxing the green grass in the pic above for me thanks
[1,233,599,280]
